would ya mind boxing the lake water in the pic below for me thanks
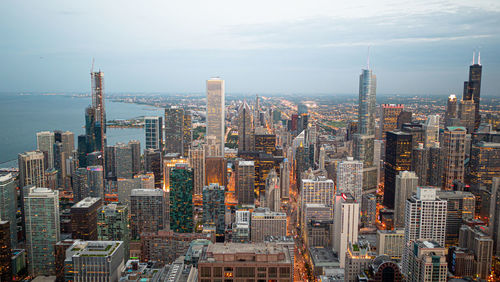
[0,93,164,167]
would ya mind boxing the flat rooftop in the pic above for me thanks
[72,197,101,208]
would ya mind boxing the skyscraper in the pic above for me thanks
[404,187,447,247]
[114,142,133,178]
[300,176,335,224]
[90,69,106,155]
[280,158,290,200]
[264,169,280,212]
[36,131,55,169]
[442,126,466,190]
[236,161,255,206]
[354,67,377,193]
[189,146,206,196]
[423,114,440,147]
[144,148,162,189]
[182,110,192,157]
[98,203,130,261]
[459,99,476,133]
[238,101,255,152]
[0,173,17,247]
[379,104,403,140]
[383,131,412,209]
[333,193,359,268]
[18,150,46,189]
[393,171,418,228]
[336,157,363,205]
[206,78,225,157]
[24,187,60,276]
[130,189,166,240]
[71,197,102,240]
[469,141,500,190]
[202,183,225,236]
[145,116,163,150]
[87,165,105,199]
[445,94,459,127]
[463,52,482,131]
[164,108,184,154]
[169,165,194,233]
[0,220,11,281]
[437,190,475,245]
[404,240,448,282]
[411,144,428,186]
[129,140,141,175]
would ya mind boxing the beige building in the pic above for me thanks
[442,126,466,190]
[198,243,293,281]
[405,240,448,282]
[377,229,404,259]
[206,78,225,157]
[251,208,287,243]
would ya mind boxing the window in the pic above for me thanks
[268,267,277,278]
[214,267,223,277]
[201,267,211,277]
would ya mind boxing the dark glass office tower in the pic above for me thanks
[463,53,482,131]
[383,131,412,209]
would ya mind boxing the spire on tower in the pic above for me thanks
[367,46,371,69]
[478,51,481,65]
[472,51,475,65]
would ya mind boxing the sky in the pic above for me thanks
[1,0,499,96]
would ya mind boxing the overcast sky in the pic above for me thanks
[1,0,499,96]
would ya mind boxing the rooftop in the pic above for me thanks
[131,188,164,196]
[72,197,101,208]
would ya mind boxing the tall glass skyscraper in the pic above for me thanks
[206,78,225,157]
[145,116,163,150]
[354,68,377,193]
[0,173,17,247]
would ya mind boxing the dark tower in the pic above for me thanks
[463,52,482,131]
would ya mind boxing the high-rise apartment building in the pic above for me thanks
[24,187,60,276]
[0,173,17,247]
[361,193,377,227]
[251,208,287,242]
[393,171,418,228]
[404,240,448,282]
[442,126,466,190]
[236,161,255,206]
[189,146,206,196]
[336,157,363,205]
[238,101,255,152]
[489,177,500,256]
[98,203,130,260]
[424,114,440,147]
[71,197,102,240]
[130,189,166,240]
[437,190,475,246]
[86,165,104,199]
[333,193,359,268]
[169,165,194,233]
[411,144,428,186]
[36,131,55,169]
[206,78,225,157]
[379,104,403,140]
[383,131,412,209]
[72,168,88,202]
[202,183,225,236]
[144,148,162,188]
[300,176,335,225]
[164,108,185,154]
[129,140,141,175]
[18,151,46,189]
[145,116,163,150]
[115,142,133,178]
[428,143,442,186]
[345,241,375,282]
[470,141,500,190]
[404,187,447,247]
[459,225,493,280]
[459,99,476,133]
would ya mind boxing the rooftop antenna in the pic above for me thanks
[91,57,95,74]
[472,51,475,65]
[478,51,481,65]
[367,46,371,69]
